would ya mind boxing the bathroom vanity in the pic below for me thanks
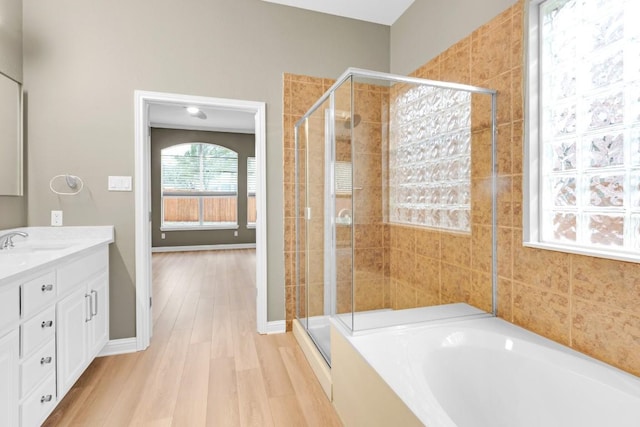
[0,226,113,427]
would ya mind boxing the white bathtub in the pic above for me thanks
[331,305,640,427]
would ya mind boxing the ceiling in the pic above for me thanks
[261,0,414,26]
[149,103,256,134]
[149,1,414,131]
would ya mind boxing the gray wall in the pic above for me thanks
[0,193,27,229]
[22,0,389,338]
[0,0,26,229]
[0,0,22,81]
[390,0,518,74]
[150,128,256,248]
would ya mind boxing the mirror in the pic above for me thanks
[0,72,22,196]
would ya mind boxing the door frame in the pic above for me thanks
[134,90,268,351]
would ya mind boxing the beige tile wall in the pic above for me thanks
[385,81,495,314]
[283,0,640,377]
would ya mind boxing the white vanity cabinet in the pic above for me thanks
[0,329,19,427]
[0,232,111,427]
[56,245,110,402]
[57,270,108,397]
[0,281,21,427]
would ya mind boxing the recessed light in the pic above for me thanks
[186,106,200,115]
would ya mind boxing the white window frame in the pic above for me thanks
[524,0,640,263]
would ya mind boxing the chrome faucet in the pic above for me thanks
[0,231,29,250]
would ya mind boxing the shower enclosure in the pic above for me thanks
[295,68,497,364]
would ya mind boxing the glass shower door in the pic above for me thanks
[303,97,332,363]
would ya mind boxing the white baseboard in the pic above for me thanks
[98,337,138,357]
[266,320,286,334]
[152,243,256,253]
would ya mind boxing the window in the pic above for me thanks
[388,85,472,232]
[161,143,238,229]
[526,0,640,262]
[247,157,256,227]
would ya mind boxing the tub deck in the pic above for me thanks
[331,303,640,427]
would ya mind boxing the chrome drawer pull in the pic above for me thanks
[85,294,92,322]
[91,289,98,316]
[40,356,53,365]
[41,320,53,328]
[40,394,53,403]
[41,284,54,292]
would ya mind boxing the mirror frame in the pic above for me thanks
[0,72,23,196]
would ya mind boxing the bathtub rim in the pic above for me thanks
[332,302,493,337]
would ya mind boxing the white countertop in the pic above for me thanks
[0,226,114,284]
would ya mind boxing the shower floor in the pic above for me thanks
[307,316,332,364]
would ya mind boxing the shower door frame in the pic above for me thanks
[295,67,499,331]
[324,104,337,318]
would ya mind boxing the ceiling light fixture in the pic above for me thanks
[186,106,207,120]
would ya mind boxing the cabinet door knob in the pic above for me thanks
[40,356,53,365]
[40,394,53,403]
[41,320,53,328]
[41,284,54,292]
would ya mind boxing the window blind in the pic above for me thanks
[161,143,238,195]
[247,157,256,196]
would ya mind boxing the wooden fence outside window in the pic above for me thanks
[163,195,257,224]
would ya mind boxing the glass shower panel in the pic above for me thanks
[349,76,496,332]
[304,98,332,362]
[350,75,389,333]
[333,77,354,333]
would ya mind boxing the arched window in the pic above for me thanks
[161,142,238,229]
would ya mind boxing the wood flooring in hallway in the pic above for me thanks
[43,249,342,427]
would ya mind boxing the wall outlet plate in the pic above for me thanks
[51,210,63,226]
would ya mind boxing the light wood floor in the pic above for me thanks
[43,249,342,427]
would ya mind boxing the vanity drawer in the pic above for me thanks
[22,271,57,319]
[21,338,55,398]
[0,284,20,334]
[21,306,55,357]
[20,373,56,427]
[57,246,108,296]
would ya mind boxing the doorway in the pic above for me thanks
[134,91,267,351]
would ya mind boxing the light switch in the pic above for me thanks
[108,176,132,192]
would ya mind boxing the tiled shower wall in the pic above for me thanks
[386,85,494,314]
[283,0,640,376]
